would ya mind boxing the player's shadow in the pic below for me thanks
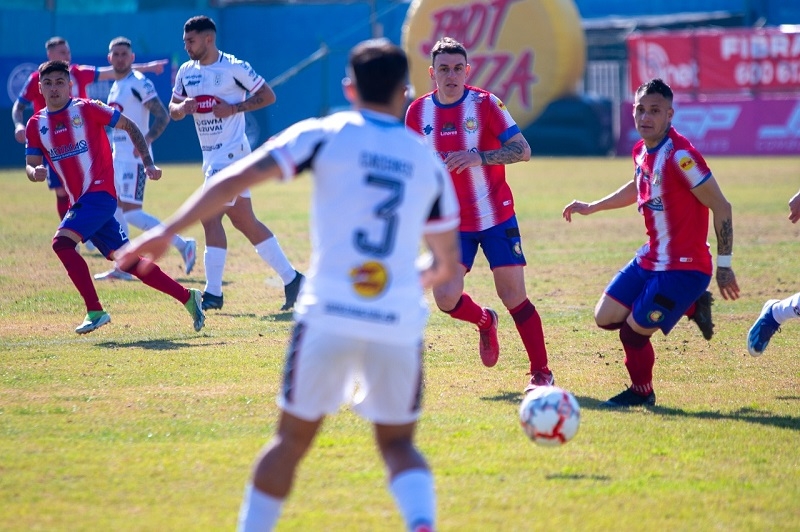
[575,394,800,432]
[95,337,222,351]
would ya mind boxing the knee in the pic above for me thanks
[52,235,76,253]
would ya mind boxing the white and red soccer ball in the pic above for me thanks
[519,386,580,446]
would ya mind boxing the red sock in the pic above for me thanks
[122,258,189,304]
[56,195,69,220]
[509,299,549,373]
[619,322,655,395]
[445,293,490,328]
[52,236,102,312]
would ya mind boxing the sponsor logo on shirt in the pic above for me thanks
[49,139,89,161]
[54,122,68,134]
[440,122,457,136]
[423,124,433,135]
[350,261,389,298]
[679,156,695,171]
[195,95,216,113]
[643,197,664,211]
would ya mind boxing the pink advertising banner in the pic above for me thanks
[616,97,800,156]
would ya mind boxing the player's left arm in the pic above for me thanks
[443,131,530,174]
[115,114,161,180]
[116,143,282,270]
[212,84,276,119]
[691,176,740,301]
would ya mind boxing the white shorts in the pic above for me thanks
[114,160,146,205]
[279,322,424,425]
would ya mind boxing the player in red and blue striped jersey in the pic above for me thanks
[24,60,204,335]
[406,37,554,393]
[563,78,740,407]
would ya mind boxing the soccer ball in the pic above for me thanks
[519,386,580,446]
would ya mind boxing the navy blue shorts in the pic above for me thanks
[460,215,527,271]
[59,191,128,259]
[605,259,711,334]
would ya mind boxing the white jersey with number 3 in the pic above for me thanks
[172,51,264,171]
[267,109,460,344]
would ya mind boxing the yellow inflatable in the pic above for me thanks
[402,0,586,126]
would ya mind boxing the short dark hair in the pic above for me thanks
[184,15,216,34]
[636,78,673,103]
[429,36,468,66]
[39,60,70,77]
[45,36,67,50]
[348,38,408,105]
[109,36,132,51]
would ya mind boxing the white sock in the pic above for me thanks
[237,484,283,532]
[204,246,227,296]
[254,237,296,284]
[125,208,161,231]
[389,468,436,531]
[114,207,129,239]
[770,292,800,324]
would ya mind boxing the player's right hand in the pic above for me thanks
[31,165,47,182]
[562,200,593,222]
[182,98,198,115]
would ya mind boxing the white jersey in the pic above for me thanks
[108,70,158,163]
[172,51,264,171]
[267,109,460,344]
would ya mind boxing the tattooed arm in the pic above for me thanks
[115,114,162,180]
[143,98,170,145]
[481,132,532,165]
[692,175,740,301]
[212,84,277,119]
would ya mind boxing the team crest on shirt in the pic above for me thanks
[464,117,478,133]
[350,261,389,298]
[647,310,664,324]
[440,122,457,136]
[71,116,83,128]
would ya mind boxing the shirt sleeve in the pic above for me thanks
[231,57,265,94]
[17,73,38,104]
[172,64,186,100]
[24,116,43,155]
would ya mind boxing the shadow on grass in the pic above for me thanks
[574,394,800,431]
[95,338,222,351]
[545,472,612,482]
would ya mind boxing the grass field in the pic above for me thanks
[1,157,799,531]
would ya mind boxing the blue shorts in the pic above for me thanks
[59,191,128,259]
[44,159,63,190]
[461,215,526,271]
[605,259,711,334]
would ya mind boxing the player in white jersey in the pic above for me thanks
[169,15,303,312]
[747,187,800,356]
[117,38,460,532]
[94,37,197,282]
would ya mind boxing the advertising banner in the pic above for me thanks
[616,97,800,156]
[627,28,800,94]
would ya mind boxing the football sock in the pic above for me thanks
[124,208,161,231]
[56,194,69,220]
[238,484,282,532]
[121,258,189,304]
[389,468,436,532]
[509,299,549,372]
[52,236,102,312]
[204,246,227,296]
[770,292,800,324]
[684,300,697,318]
[445,293,486,327]
[114,207,130,240]
[620,322,655,395]
[254,237,296,284]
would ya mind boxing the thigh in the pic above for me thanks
[354,338,424,426]
[631,270,712,334]
[114,160,146,205]
[597,259,646,324]
[278,322,361,422]
[480,215,527,270]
